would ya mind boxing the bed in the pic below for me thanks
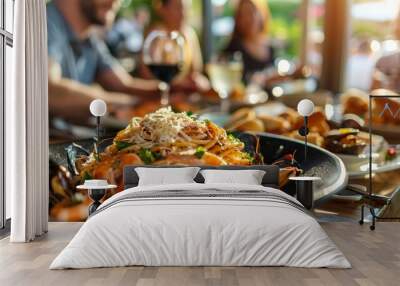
[50,165,350,269]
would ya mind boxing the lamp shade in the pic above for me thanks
[297,99,315,117]
[90,99,107,117]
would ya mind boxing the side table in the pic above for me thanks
[289,176,321,210]
[77,180,117,215]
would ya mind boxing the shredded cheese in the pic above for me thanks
[125,107,205,147]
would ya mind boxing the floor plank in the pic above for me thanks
[0,222,399,286]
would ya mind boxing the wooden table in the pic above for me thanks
[316,170,400,220]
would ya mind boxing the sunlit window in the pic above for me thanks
[211,0,303,60]
[346,0,400,91]
[1,0,15,229]
[307,0,325,77]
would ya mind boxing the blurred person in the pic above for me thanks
[225,0,304,85]
[346,39,376,91]
[140,0,210,93]
[47,0,161,124]
[371,9,400,92]
[106,6,150,55]
[225,0,275,83]
[307,31,324,77]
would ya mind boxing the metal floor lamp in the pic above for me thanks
[356,94,400,230]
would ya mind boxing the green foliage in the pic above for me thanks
[352,21,390,40]
[268,0,302,59]
[107,0,304,59]
[124,0,152,10]
[213,0,303,59]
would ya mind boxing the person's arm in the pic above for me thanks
[92,35,160,99]
[96,65,161,98]
[48,59,138,124]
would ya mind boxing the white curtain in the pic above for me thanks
[7,0,49,242]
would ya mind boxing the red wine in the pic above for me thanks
[147,64,181,84]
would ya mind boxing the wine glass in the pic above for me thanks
[143,30,185,106]
[207,52,243,113]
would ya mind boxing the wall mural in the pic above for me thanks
[47,0,400,222]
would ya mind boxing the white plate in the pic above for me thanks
[334,133,398,178]
[344,143,400,178]
[254,102,288,117]
[346,156,400,178]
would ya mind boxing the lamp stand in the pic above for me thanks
[298,116,309,163]
[88,188,107,215]
[96,116,101,143]
[304,116,308,162]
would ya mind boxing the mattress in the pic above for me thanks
[50,183,351,269]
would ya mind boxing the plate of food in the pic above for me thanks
[225,102,330,146]
[323,128,400,178]
[341,88,400,141]
[49,107,348,221]
[202,83,269,109]
[224,101,400,178]
[342,145,400,178]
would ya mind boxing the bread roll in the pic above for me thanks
[234,119,265,132]
[226,108,257,131]
[342,88,369,116]
[280,108,303,130]
[287,131,325,146]
[308,108,330,135]
[258,114,290,134]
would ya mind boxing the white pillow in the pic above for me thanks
[200,169,266,185]
[135,167,200,186]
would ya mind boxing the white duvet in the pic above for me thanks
[50,183,351,269]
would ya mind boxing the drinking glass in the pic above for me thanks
[143,30,185,106]
[207,53,243,112]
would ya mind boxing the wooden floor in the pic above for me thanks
[1,222,400,286]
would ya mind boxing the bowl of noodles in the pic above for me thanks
[73,107,256,192]
[49,107,347,221]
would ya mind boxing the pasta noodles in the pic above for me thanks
[77,107,253,186]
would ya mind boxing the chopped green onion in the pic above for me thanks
[82,171,92,182]
[243,152,255,163]
[228,134,241,145]
[115,141,133,151]
[138,148,155,164]
[194,146,206,159]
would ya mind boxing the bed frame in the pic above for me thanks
[123,165,280,190]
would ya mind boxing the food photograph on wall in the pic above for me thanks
[3,0,400,284]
